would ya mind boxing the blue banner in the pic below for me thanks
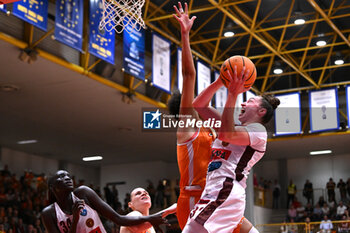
[123,20,145,80]
[0,4,7,13]
[88,0,115,64]
[54,0,83,51]
[13,0,48,31]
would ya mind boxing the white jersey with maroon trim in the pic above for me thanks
[54,193,107,233]
[207,123,267,188]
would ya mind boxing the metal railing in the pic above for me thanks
[256,220,350,233]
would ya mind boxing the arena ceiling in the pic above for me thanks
[0,0,350,167]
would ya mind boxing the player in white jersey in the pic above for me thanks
[181,66,280,233]
[41,170,167,233]
[120,187,177,233]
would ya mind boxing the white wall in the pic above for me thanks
[254,205,273,225]
[288,153,350,203]
[253,160,279,181]
[1,147,100,186]
[255,153,350,205]
[1,147,58,176]
[101,161,179,202]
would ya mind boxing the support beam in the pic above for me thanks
[307,0,350,47]
[317,35,337,86]
[261,55,275,93]
[212,15,226,62]
[208,0,318,88]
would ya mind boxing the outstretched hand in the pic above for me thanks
[226,66,251,95]
[148,212,169,233]
[173,2,196,34]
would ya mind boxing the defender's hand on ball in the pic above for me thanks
[226,65,251,95]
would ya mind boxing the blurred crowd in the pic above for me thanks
[0,165,179,233]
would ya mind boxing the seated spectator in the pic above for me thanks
[288,205,297,221]
[319,215,333,233]
[321,203,330,217]
[289,218,298,233]
[328,197,336,218]
[296,204,306,222]
[280,222,289,233]
[338,214,350,233]
[313,203,323,221]
[305,217,315,233]
[337,201,348,220]
[292,197,301,208]
[305,202,314,219]
[0,224,5,233]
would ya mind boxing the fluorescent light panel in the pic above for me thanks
[309,150,332,155]
[82,156,103,161]
[17,140,38,144]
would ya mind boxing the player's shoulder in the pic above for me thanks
[41,204,56,221]
[42,203,55,215]
[126,210,143,217]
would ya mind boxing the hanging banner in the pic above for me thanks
[346,85,350,128]
[309,88,339,133]
[13,0,48,31]
[177,48,183,93]
[0,4,7,13]
[197,60,211,95]
[55,0,83,51]
[89,0,115,64]
[152,33,171,93]
[274,92,302,136]
[215,71,227,109]
[123,21,145,80]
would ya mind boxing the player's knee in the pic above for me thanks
[248,226,259,233]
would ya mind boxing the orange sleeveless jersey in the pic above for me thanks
[176,127,214,229]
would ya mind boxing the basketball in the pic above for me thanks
[219,55,257,89]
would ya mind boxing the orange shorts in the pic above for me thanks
[176,192,202,229]
[232,217,245,233]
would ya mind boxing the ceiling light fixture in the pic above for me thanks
[294,18,305,25]
[273,62,283,74]
[309,150,332,155]
[273,68,283,74]
[17,140,38,144]
[316,40,327,46]
[293,1,305,25]
[224,31,234,38]
[334,52,344,65]
[82,156,103,161]
[316,34,327,46]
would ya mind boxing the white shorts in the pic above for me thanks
[183,177,246,233]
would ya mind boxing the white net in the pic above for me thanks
[99,0,146,33]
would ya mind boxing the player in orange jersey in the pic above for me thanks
[168,3,259,233]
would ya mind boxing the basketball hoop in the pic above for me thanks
[99,0,146,33]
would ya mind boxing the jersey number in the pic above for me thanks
[59,218,72,233]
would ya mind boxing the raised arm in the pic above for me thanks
[192,78,224,125]
[75,186,166,229]
[173,2,200,142]
[173,2,197,115]
[218,66,251,145]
